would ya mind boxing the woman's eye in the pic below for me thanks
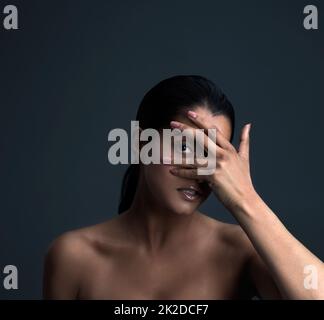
[181,143,192,154]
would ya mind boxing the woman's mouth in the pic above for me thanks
[177,187,202,202]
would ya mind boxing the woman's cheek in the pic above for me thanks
[144,164,175,193]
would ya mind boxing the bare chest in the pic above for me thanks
[78,248,247,299]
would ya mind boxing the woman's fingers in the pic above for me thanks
[169,120,223,158]
[238,123,251,161]
[172,156,217,168]
[186,110,236,152]
[169,167,200,180]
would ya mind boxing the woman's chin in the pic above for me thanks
[172,203,199,216]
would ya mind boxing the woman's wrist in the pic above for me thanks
[230,188,265,221]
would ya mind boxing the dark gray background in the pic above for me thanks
[0,0,323,299]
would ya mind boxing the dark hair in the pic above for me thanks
[118,75,235,214]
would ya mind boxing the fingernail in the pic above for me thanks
[187,110,197,119]
[170,121,181,128]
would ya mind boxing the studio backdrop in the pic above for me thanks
[0,0,323,299]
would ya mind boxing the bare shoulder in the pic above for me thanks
[200,213,255,259]
[43,219,120,299]
[45,229,90,265]
[45,218,119,264]
[44,228,94,288]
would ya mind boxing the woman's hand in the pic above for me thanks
[170,110,324,300]
[169,110,257,213]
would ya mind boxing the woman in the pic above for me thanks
[43,75,324,299]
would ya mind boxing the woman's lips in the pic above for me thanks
[177,188,202,201]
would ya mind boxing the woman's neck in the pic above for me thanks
[120,180,203,255]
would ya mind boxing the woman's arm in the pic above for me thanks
[235,189,323,299]
[169,110,324,299]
